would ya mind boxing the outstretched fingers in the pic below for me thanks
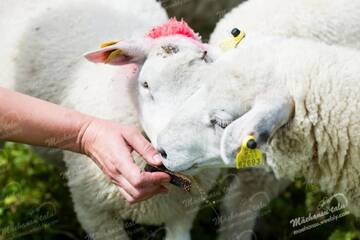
[121,125,164,166]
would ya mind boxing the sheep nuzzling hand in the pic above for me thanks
[3,0,360,238]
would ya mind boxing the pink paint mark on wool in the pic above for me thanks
[146,18,201,42]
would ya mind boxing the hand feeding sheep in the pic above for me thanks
[2,2,232,239]
[1,1,209,239]
[74,0,360,236]
[83,17,285,240]
[3,0,360,239]
[83,1,358,236]
[68,18,224,240]
[3,0,260,236]
[33,0,360,238]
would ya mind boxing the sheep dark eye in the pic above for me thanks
[142,81,149,88]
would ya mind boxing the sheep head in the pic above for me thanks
[84,18,220,151]
[152,47,295,173]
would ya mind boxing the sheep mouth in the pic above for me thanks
[144,164,192,192]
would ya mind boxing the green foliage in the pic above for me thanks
[260,178,360,240]
[329,229,360,240]
[0,142,85,240]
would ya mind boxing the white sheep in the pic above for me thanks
[220,37,360,215]
[81,0,360,237]
[208,0,360,237]
[3,0,360,239]
[71,0,360,236]
[0,1,226,240]
[61,20,224,240]
[210,0,360,49]
[144,0,360,172]
[153,28,360,218]
[90,0,356,237]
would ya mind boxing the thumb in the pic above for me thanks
[122,127,164,165]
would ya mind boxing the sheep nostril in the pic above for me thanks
[158,148,168,159]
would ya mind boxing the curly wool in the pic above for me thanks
[210,37,360,216]
[210,0,360,49]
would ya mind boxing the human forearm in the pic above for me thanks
[0,87,92,153]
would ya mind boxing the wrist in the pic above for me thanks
[59,110,96,155]
[76,116,96,155]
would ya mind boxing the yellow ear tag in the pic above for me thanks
[100,40,119,48]
[235,135,263,169]
[105,49,123,63]
[219,28,245,52]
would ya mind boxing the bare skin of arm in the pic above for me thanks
[0,87,170,203]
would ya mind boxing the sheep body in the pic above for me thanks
[215,36,360,215]
[210,0,360,48]
[64,1,360,237]
[3,0,360,238]
[7,0,167,103]
[207,1,360,237]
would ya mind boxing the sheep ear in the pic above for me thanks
[84,39,151,65]
[220,94,294,167]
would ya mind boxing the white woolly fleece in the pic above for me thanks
[211,36,360,216]
[210,0,360,49]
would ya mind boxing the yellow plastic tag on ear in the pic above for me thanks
[219,30,245,52]
[235,135,263,169]
[100,40,119,48]
[105,49,123,63]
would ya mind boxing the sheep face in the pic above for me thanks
[136,36,217,145]
[153,48,291,173]
[154,40,299,173]
[155,86,229,173]
[155,74,256,173]
[84,35,219,147]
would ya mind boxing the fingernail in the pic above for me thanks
[152,154,164,165]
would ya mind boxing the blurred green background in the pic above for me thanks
[1,0,360,239]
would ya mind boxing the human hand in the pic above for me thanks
[79,118,171,204]
[0,88,170,203]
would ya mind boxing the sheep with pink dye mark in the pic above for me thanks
[3,0,360,239]
[1,3,230,239]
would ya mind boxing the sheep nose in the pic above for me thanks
[158,148,168,159]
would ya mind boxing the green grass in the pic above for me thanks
[0,142,85,240]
